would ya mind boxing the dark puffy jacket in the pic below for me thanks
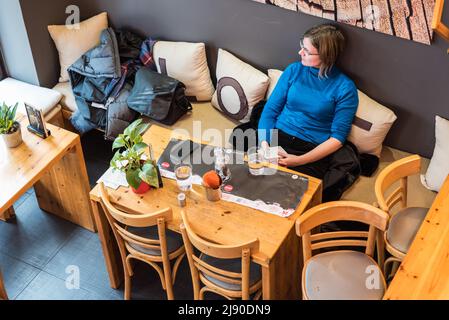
[68,28,137,139]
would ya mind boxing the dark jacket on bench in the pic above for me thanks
[68,28,139,139]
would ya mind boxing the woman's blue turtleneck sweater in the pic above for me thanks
[258,62,359,146]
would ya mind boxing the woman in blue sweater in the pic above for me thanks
[258,24,359,179]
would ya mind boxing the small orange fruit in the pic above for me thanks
[202,170,221,189]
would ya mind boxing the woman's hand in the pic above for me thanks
[260,140,270,151]
[278,151,304,167]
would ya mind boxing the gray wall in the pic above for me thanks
[0,0,38,84]
[14,0,449,157]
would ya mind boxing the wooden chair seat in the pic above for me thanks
[296,201,389,300]
[385,207,428,254]
[127,226,184,256]
[180,210,262,300]
[303,250,385,300]
[375,155,428,276]
[99,183,185,300]
[199,253,262,291]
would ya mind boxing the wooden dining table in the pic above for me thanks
[89,124,322,299]
[384,175,449,299]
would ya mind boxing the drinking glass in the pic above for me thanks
[213,147,231,183]
[174,163,192,191]
[247,147,264,176]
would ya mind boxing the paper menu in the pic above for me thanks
[97,167,129,190]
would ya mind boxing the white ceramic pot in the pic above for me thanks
[1,122,22,148]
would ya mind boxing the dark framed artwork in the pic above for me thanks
[25,103,50,138]
[251,0,435,44]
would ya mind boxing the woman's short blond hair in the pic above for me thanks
[303,24,345,78]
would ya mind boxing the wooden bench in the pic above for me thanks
[0,77,65,128]
[53,81,437,210]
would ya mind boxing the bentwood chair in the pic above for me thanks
[180,210,262,300]
[375,155,429,279]
[296,201,389,300]
[99,183,185,300]
[0,269,8,300]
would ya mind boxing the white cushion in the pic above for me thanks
[48,12,108,82]
[256,69,397,156]
[421,116,449,191]
[211,49,269,123]
[266,69,282,100]
[304,251,385,300]
[348,90,397,156]
[153,41,214,101]
[0,78,62,116]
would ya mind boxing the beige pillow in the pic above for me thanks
[266,69,283,100]
[48,12,108,82]
[211,49,269,123]
[153,41,214,101]
[421,116,449,192]
[347,90,397,156]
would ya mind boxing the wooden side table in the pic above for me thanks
[0,115,96,231]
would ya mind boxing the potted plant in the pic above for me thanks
[110,119,159,194]
[0,102,22,148]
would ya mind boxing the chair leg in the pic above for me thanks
[391,260,400,276]
[376,233,385,270]
[199,287,206,300]
[125,256,134,277]
[384,256,402,281]
[124,269,132,300]
[193,284,200,300]
[253,289,262,300]
[164,275,174,300]
[162,260,174,300]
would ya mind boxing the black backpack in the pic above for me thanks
[127,67,192,125]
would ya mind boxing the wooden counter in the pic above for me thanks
[384,175,449,299]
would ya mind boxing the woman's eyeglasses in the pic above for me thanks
[299,39,320,56]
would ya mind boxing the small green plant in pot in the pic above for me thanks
[0,102,22,148]
[110,119,159,194]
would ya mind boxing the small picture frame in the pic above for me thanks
[25,103,50,138]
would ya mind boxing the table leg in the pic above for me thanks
[0,207,16,222]
[261,226,302,300]
[90,200,123,289]
[34,139,96,231]
[262,264,273,300]
[260,184,321,300]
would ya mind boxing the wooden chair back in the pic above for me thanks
[99,182,173,257]
[375,155,421,214]
[180,210,259,299]
[296,201,389,263]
